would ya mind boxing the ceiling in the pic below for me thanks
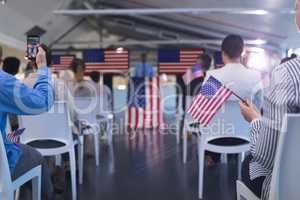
[0,0,298,52]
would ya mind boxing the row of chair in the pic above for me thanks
[0,99,113,200]
[177,97,300,199]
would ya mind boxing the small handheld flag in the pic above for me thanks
[7,128,26,144]
[187,76,233,126]
[182,64,204,85]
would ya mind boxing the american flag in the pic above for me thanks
[158,49,204,74]
[7,128,25,144]
[187,76,233,126]
[126,77,163,129]
[51,55,74,71]
[182,64,204,85]
[83,49,129,73]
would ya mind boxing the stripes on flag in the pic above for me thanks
[158,49,204,74]
[83,49,129,73]
[52,55,74,72]
[188,76,233,126]
[6,128,25,144]
[126,77,163,129]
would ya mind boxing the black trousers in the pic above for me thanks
[241,154,266,198]
[12,144,54,200]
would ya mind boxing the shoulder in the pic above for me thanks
[0,70,16,84]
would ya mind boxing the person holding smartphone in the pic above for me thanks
[0,44,54,200]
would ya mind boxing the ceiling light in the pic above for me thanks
[1,0,6,5]
[246,39,267,45]
[241,10,269,15]
[116,47,124,53]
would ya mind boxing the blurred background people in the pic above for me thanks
[133,52,155,78]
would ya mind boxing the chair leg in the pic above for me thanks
[55,155,62,167]
[183,120,188,163]
[236,181,241,200]
[31,172,41,200]
[198,138,205,199]
[7,191,14,200]
[237,153,244,181]
[14,189,20,200]
[176,117,181,145]
[78,135,84,184]
[94,133,100,166]
[221,154,228,164]
[69,149,77,200]
[108,120,113,146]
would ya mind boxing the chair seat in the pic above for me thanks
[208,137,249,146]
[27,140,66,149]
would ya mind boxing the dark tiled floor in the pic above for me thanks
[61,130,238,200]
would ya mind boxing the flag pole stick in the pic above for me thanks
[231,91,248,105]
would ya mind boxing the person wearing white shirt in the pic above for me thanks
[206,35,263,107]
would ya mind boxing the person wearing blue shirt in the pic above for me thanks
[0,45,54,200]
[133,53,155,78]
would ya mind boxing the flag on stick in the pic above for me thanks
[187,76,233,126]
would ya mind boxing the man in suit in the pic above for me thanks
[239,1,300,199]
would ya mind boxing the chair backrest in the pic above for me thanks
[5,116,11,133]
[269,114,300,200]
[19,101,73,144]
[199,100,249,139]
[0,130,12,196]
[98,85,113,114]
[73,97,98,125]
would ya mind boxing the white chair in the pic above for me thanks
[182,95,194,163]
[237,114,300,200]
[74,97,100,184]
[197,101,250,199]
[0,128,41,200]
[175,94,184,145]
[19,102,77,200]
[97,85,114,145]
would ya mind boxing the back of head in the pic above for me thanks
[198,53,212,71]
[221,34,244,60]
[2,57,21,75]
[89,71,100,83]
[70,58,85,74]
[280,54,297,64]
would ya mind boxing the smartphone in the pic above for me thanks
[26,35,40,60]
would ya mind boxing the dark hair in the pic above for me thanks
[221,34,244,59]
[39,43,52,66]
[198,53,212,71]
[89,71,100,83]
[280,53,297,64]
[2,57,20,75]
[70,58,85,73]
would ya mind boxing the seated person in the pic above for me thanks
[186,53,212,96]
[239,3,300,199]
[2,57,21,130]
[0,45,54,200]
[132,53,155,78]
[206,34,263,104]
[2,56,20,76]
[69,58,95,97]
[89,71,113,114]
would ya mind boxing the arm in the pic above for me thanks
[0,67,54,115]
[252,66,296,170]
